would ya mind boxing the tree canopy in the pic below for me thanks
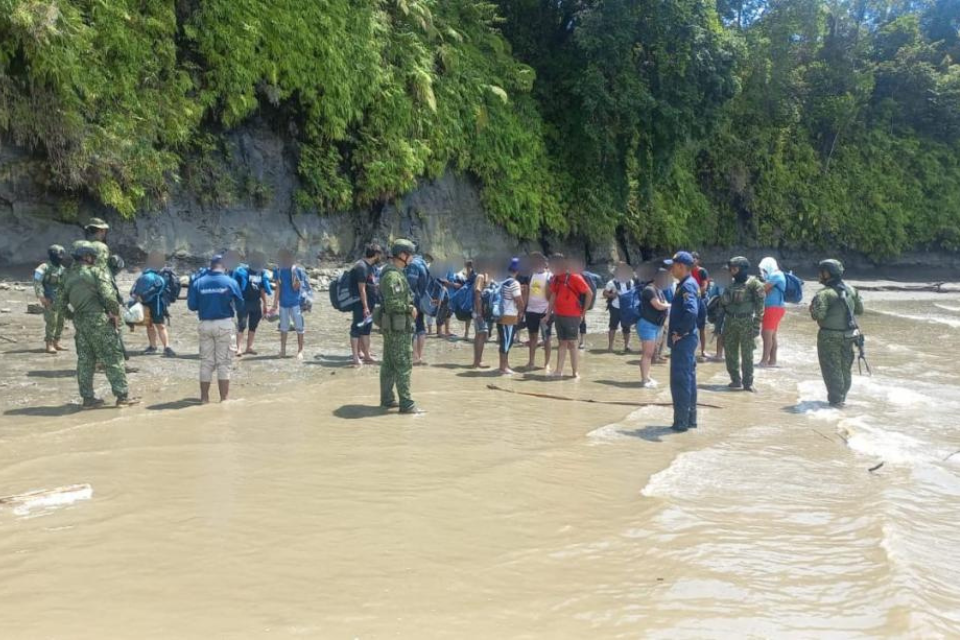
[1,0,958,256]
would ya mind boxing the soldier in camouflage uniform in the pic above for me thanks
[378,239,423,415]
[810,259,864,407]
[34,244,68,354]
[55,242,139,409]
[720,256,765,392]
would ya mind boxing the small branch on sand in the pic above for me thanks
[486,384,723,409]
[0,334,17,344]
[868,462,885,473]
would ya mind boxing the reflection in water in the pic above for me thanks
[0,291,959,637]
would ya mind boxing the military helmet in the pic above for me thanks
[727,256,751,271]
[818,259,844,279]
[72,241,98,260]
[48,244,65,257]
[84,217,110,231]
[108,254,125,273]
[390,239,416,258]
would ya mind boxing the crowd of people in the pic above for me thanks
[33,219,867,430]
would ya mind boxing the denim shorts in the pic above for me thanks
[637,318,662,342]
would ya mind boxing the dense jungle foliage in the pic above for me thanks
[1,0,958,255]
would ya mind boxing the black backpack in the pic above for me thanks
[160,267,181,305]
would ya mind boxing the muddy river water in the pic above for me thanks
[1,279,959,638]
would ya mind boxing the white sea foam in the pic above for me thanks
[5,484,93,517]
[871,308,960,329]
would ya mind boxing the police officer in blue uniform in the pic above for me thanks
[665,251,701,432]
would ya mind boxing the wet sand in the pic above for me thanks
[2,278,960,638]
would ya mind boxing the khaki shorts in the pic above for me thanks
[198,318,236,382]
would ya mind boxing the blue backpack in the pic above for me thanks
[449,275,476,321]
[421,278,447,317]
[784,271,804,304]
[618,285,643,327]
[405,256,430,300]
[133,270,165,302]
[484,278,516,323]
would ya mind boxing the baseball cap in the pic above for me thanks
[664,251,695,267]
[210,254,224,268]
[508,257,520,272]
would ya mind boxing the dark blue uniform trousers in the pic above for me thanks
[670,332,698,428]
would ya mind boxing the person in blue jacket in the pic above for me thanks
[188,254,244,403]
[665,251,701,432]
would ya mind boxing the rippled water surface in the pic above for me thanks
[1,284,959,638]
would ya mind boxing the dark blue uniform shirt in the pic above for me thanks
[669,275,700,337]
[188,271,243,320]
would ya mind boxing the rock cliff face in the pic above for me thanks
[2,123,958,277]
[0,123,561,269]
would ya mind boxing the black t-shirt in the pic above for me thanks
[640,283,667,326]
[349,260,373,297]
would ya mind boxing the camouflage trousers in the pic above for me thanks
[44,306,64,343]
[73,314,128,400]
[380,332,414,410]
[817,330,855,405]
[723,316,757,386]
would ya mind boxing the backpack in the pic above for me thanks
[132,270,165,302]
[618,285,643,327]
[190,267,210,284]
[159,267,181,305]
[421,278,447,317]
[484,278,516,323]
[405,256,430,301]
[293,266,314,312]
[449,275,476,321]
[784,271,804,304]
[706,294,724,325]
[329,269,360,312]
[582,271,603,310]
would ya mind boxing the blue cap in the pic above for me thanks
[664,251,695,267]
[508,257,520,272]
[210,254,224,267]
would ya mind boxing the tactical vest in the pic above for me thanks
[722,277,762,316]
[817,287,858,332]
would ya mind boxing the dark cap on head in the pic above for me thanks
[210,254,224,268]
[664,251,695,267]
[72,242,97,260]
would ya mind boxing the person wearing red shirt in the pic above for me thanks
[691,252,710,359]
[546,254,593,379]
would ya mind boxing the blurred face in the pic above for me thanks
[279,251,293,267]
[146,252,164,270]
[551,257,567,274]
[249,252,264,270]
[670,263,689,280]
[616,264,632,280]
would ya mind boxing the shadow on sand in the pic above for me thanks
[619,425,686,443]
[333,404,388,420]
[146,398,204,411]
[594,379,646,389]
[26,369,76,379]
[5,404,82,417]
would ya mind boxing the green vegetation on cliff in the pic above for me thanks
[1,0,959,255]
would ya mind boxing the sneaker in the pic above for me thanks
[143,346,158,355]
[728,381,743,389]
[670,424,689,433]
[400,406,426,415]
[81,397,105,410]
[116,396,141,407]
[163,347,177,358]
[743,384,756,393]
[381,401,399,410]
